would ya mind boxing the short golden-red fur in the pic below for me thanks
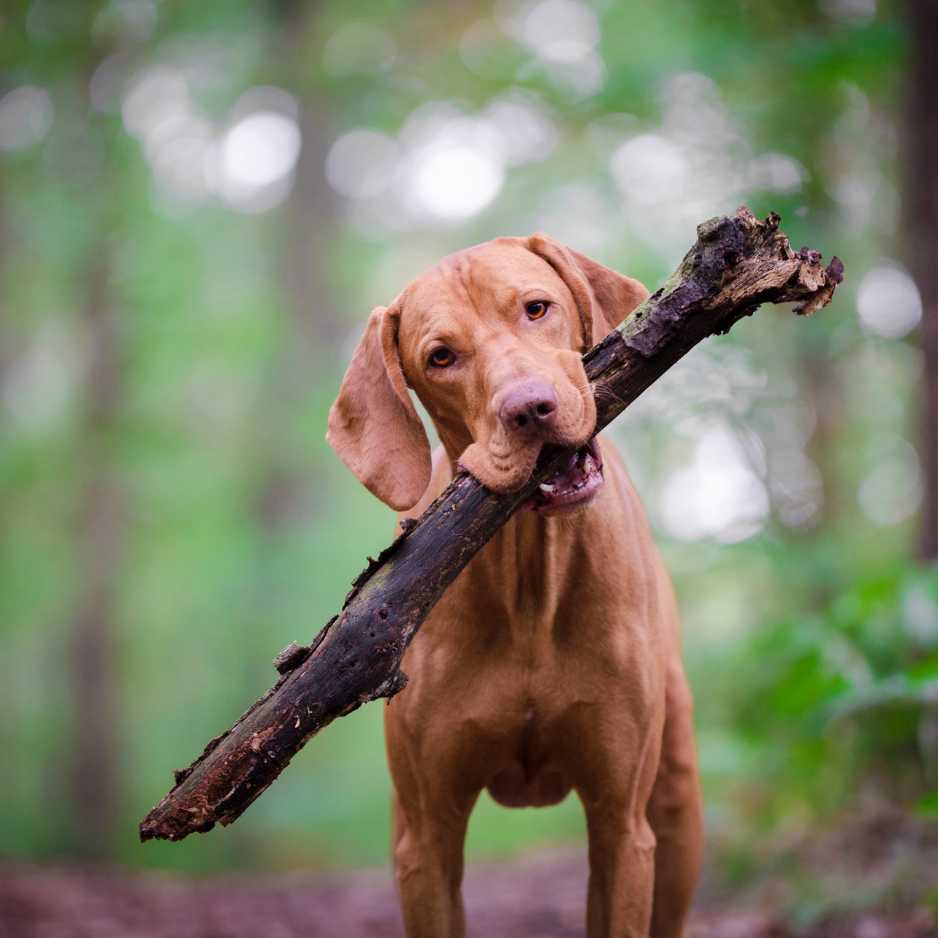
[328,235,703,938]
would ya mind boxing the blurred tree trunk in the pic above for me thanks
[0,163,14,800]
[65,37,127,858]
[801,343,845,529]
[253,0,339,534]
[278,0,342,367]
[0,170,22,399]
[0,174,10,384]
[791,338,846,607]
[904,1,938,562]
[69,242,124,859]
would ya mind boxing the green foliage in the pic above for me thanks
[712,566,937,823]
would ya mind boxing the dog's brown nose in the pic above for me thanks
[498,380,559,434]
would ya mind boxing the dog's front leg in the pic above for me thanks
[572,700,663,938]
[583,805,657,938]
[391,790,473,938]
[647,665,703,938]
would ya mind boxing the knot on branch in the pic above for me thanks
[273,642,312,674]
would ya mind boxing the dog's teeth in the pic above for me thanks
[582,454,594,473]
[539,483,555,493]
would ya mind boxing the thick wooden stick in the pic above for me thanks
[140,207,843,843]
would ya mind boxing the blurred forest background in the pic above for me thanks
[2,0,937,931]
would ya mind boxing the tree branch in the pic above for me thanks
[139,207,843,843]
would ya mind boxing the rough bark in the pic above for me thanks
[904,0,938,561]
[140,207,842,843]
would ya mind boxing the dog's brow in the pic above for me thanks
[454,254,486,319]
[493,285,519,310]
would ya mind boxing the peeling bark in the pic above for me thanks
[139,207,842,843]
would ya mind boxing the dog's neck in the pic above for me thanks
[431,434,626,625]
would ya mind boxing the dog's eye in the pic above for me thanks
[525,300,550,320]
[428,347,456,368]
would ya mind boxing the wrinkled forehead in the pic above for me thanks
[398,240,569,345]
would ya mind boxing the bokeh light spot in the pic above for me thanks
[407,145,504,220]
[858,438,922,525]
[857,263,922,339]
[326,130,399,200]
[220,112,301,190]
[660,424,770,543]
[610,134,689,205]
[0,86,53,151]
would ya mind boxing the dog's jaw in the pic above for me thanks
[457,435,542,494]
[524,438,605,514]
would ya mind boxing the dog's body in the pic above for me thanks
[328,237,703,937]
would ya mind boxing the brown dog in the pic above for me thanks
[328,236,703,938]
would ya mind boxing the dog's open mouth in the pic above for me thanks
[526,439,604,513]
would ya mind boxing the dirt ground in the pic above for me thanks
[0,852,934,938]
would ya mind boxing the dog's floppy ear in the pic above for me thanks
[327,302,431,511]
[527,234,649,349]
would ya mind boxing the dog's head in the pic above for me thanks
[327,235,648,512]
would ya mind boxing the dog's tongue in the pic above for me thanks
[551,455,585,489]
[558,440,600,483]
